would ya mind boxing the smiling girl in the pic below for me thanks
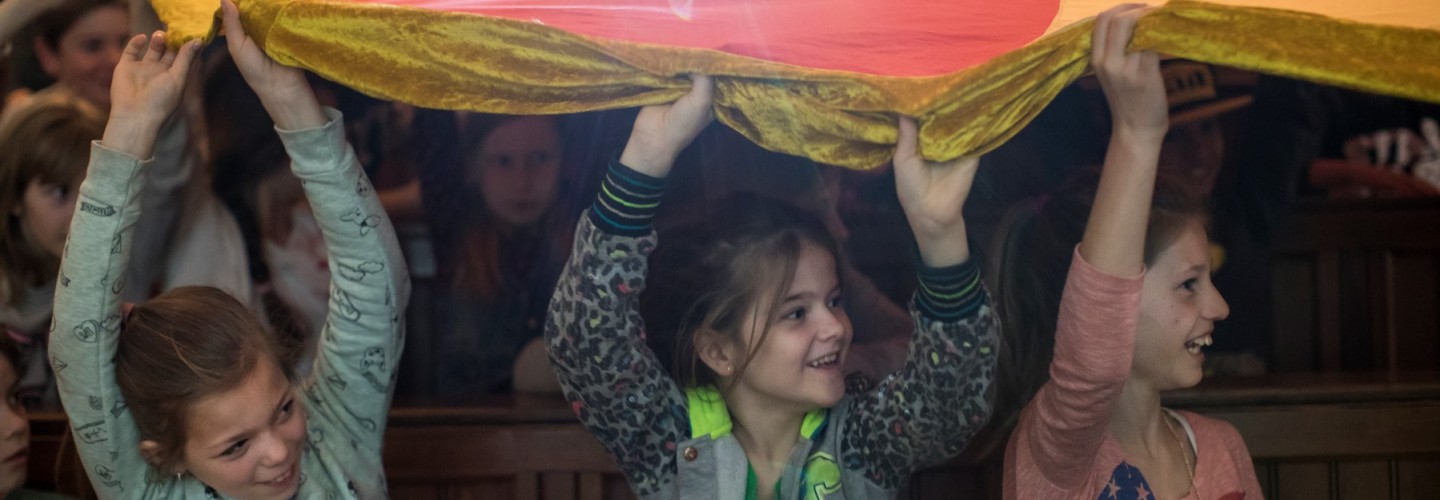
[49,1,407,497]
[2,0,128,124]
[997,5,1262,499]
[546,76,997,499]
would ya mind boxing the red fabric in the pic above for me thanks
[359,0,1060,76]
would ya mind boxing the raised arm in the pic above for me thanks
[1079,4,1166,274]
[544,77,711,495]
[839,116,999,488]
[221,0,326,131]
[1017,4,1165,490]
[50,32,199,498]
[220,0,408,464]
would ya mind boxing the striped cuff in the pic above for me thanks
[915,260,984,322]
[589,160,666,236]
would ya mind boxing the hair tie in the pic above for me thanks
[121,302,137,326]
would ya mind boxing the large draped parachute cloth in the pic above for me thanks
[153,0,1440,168]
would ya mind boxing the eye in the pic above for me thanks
[827,294,843,309]
[528,151,552,166]
[81,39,105,53]
[278,398,295,420]
[494,154,515,169]
[1180,278,1199,292]
[782,307,806,321]
[219,439,248,458]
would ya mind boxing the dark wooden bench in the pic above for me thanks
[23,373,1440,499]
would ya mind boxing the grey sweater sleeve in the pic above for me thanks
[283,108,410,465]
[50,140,162,498]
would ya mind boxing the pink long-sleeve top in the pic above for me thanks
[1004,249,1263,500]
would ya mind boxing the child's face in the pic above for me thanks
[37,5,129,109]
[1159,118,1226,197]
[181,357,305,499]
[727,240,852,413]
[468,117,563,229]
[14,179,78,259]
[1132,221,1230,391]
[0,358,30,495]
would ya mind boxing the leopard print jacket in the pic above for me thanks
[546,214,998,498]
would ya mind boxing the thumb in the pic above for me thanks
[895,116,919,163]
[221,0,246,50]
[169,41,202,79]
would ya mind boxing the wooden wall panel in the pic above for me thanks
[1255,463,1275,499]
[1391,253,1439,371]
[1336,251,1371,370]
[1271,258,1317,372]
[604,474,637,500]
[1337,461,1392,499]
[1397,460,1440,500]
[1269,199,1440,373]
[1201,404,1440,459]
[541,472,576,500]
[1275,462,1331,500]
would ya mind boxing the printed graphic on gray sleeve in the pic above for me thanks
[73,315,120,343]
[360,347,387,392]
[337,261,384,282]
[80,201,116,217]
[339,208,380,236]
[93,465,121,490]
[74,420,108,444]
[331,288,360,322]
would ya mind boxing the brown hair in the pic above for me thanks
[115,287,296,474]
[0,96,103,305]
[420,112,572,300]
[988,169,1206,430]
[640,192,843,390]
[35,0,128,51]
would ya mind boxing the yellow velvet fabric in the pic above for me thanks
[153,0,1440,169]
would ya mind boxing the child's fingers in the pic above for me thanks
[172,41,201,73]
[1091,9,1111,67]
[687,74,713,103]
[159,38,180,66]
[221,0,244,47]
[894,116,919,164]
[145,31,166,62]
[1106,10,1137,63]
[1097,4,1149,76]
[122,34,148,62]
[165,41,200,80]
[673,74,714,121]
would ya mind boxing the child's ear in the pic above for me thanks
[33,37,61,78]
[696,329,740,379]
[138,440,179,473]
